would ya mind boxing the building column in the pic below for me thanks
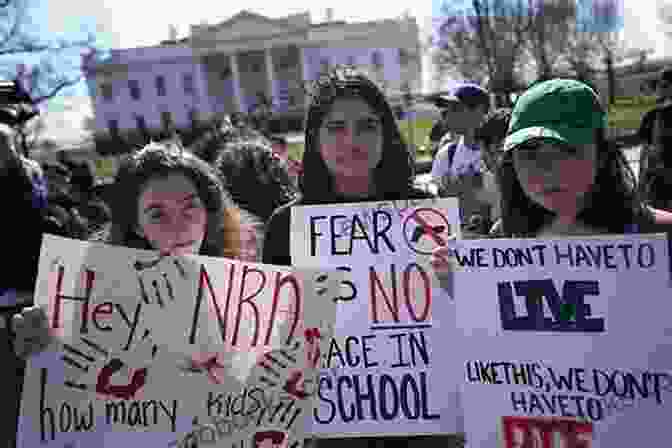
[230,52,243,113]
[264,47,277,110]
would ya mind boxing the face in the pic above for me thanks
[136,173,207,255]
[318,98,383,179]
[513,139,598,219]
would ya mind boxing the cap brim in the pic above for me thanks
[503,126,595,152]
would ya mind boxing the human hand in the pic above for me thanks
[429,235,459,297]
[12,305,53,358]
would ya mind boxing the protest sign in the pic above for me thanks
[453,234,672,448]
[290,198,463,438]
[18,234,341,447]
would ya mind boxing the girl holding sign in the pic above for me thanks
[432,79,672,288]
[12,140,260,355]
[262,65,434,267]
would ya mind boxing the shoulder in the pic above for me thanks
[266,197,301,229]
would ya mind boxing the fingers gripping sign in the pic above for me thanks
[13,305,55,358]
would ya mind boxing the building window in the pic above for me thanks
[398,48,409,66]
[347,55,356,66]
[188,109,199,125]
[134,114,148,134]
[128,80,141,100]
[107,119,119,139]
[155,76,166,97]
[319,57,330,74]
[183,74,194,95]
[371,51,383,68]
[221,67,232,79]
[160,111,173,131]
[100,83,113,102]
[251,63,262,73]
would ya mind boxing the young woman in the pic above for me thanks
[432,78,672,289]
[263,65,434,267]
[262,67,464,448]
[12,140,255,355]
[639,101,672,212]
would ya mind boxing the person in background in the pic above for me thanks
[0,78,48,448]
[470,107,513,234]
[429,83,491,232]
[213,139,299,261]
[426,108,453,158]
[432,79,672,295]
[638,66,672,167]
[639,100,672,211]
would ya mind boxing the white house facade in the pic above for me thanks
[83,10,423,138]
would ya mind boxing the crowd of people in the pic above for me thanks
[1,63,671,447]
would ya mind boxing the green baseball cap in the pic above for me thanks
[503,79,607,152]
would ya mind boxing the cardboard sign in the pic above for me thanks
[291,198,464,438]
[454,235,672,447]
[18,235,342,448]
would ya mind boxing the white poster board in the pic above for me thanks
[290,198,463,438]
[18,234,342,448]
[454,235,672,448]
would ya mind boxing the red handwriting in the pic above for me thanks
[502,416,593,448]
[96,358,147,400]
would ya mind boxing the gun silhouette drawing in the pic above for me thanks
[410,225,446,243]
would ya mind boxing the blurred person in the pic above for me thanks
[0,78,48,448]
[639,100,672,211]
[429,83,491,232]
[213,139,299,261]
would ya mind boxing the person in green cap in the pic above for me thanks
[430,78,672,291]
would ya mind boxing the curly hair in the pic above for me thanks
[497,128,654,237]
[190,119,269,165]
[300,65,415,203]
[93,140,242,259]
[214,139,298,223]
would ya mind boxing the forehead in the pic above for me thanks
[139,173,198,202]
[322,98,377,122]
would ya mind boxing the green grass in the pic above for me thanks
[608,96,657,132]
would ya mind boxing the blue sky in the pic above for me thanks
[2,0,667,144]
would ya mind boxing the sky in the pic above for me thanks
[4,0,669,144]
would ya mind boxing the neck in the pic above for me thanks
[461,131,477,147]
[333,174,374,198]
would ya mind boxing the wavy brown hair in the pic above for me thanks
[92,140,242,259]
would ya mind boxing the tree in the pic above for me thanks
[0,0,99,156]
[431,0,531,106]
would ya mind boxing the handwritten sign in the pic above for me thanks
[453,235,672,447]
[291,198,463,438]
[18,234,341,447]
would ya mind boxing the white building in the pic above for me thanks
[83,10,422,139]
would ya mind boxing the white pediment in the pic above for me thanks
[206,12,304,42]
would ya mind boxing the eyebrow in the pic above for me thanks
[325,116,380,125]
[143,193,198,214]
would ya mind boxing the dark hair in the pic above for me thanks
[498,128,653,237]
[214,139,299,223]
[475,107,512,171]
[93,140,241,258]
[190,120,270,165]
[300,65,414,203]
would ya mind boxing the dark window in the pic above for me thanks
[160,111,173,130]
[371,51,383,68]
[155,76,166,96]
[134,114,147,134]
[107,119,119,139]
[183,74,194,95]
[347,55,356,66]
[188,109,198,125]
[221,67,232,79]
[100,83,113,102]
[320,57,330,73]
[128,80,141,100]
[398,48,408,66]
